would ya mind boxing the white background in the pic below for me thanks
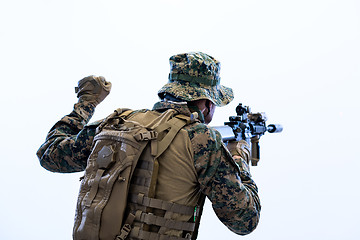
[1,0,359,239]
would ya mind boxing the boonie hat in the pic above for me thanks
[158,52,234,107]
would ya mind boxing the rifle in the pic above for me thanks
[213,103,283,166]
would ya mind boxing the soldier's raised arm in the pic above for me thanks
[36,75,111,173]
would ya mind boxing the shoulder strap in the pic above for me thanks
[148,114,190,198]
[154,115,190,158]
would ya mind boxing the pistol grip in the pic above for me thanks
[250,136,260,166]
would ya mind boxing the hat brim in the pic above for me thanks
[158,80,234,107]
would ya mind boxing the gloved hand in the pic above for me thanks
[75,75,112,105]
[227,140,251,164]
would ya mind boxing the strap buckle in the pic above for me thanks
[116,224,132,240]
[134,131,158,141]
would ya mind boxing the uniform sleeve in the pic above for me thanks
[36,101,100,173]
[190,124,261,235]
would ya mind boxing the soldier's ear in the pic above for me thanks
[203,100,210,117]
[205,100,215,114]
[205,100,210,109]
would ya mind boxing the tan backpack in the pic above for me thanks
[73,108,202,240]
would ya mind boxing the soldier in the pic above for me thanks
[37,52,261,239]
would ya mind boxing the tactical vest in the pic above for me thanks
[73,108,205,240]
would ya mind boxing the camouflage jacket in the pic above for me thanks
[37,100,261,235]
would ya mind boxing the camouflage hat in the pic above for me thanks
[158,52,234,107]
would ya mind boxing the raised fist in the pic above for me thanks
[75,75,112,105]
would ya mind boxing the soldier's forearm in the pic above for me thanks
[207,159,261,235]
[71,100,97,127]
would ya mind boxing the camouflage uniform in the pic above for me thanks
[37,52,261,236]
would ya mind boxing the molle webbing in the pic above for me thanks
[128,194,195,216]
[136,212,195,232]
[130,228,192,240]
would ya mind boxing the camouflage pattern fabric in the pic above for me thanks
[37,101,261,235]
[37,101,98,172]
[158,52,234,107]
[169,52,221,84]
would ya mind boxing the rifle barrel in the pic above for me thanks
[267,124,283,133]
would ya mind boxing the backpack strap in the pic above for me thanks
[154,114,192,158]
[148,114,191,198]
